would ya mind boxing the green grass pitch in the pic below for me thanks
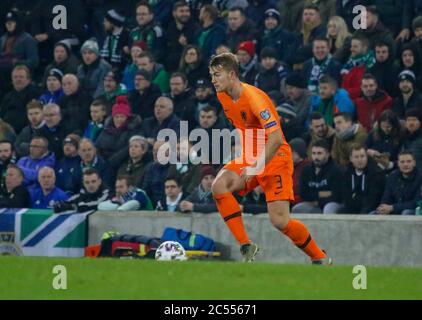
[1,256,421,300]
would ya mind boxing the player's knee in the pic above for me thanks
[268,206,290,231]
[211,177,227,195]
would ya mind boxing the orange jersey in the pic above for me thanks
[217,82,291,166]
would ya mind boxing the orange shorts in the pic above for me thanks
[223,156,295,202]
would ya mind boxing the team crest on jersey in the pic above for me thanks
[260,109,271,121]
[240,111,247,122]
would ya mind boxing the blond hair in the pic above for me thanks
[209,52,240,78]
[327,16,351,51]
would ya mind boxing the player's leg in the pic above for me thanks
[267,200,330,263]
[212,168,250,245]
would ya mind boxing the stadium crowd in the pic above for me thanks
[0,0,422,215]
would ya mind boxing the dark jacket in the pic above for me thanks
[77,57,112,99]
[381,168,422,213]
[342,158,386,214]
[117,156,152,187]
[167,163,203,195]
[368,59,400,98]
[74,156,112,190]
[239,55,259,86]
[100,28,130,71]
[128,84,161,121]
[302,56,342,89]
[54,185,109,213]
[392,90,422,119]
[156,191,189,212]
[365,129,404,164]
[196,22,226,60]
[40,122,73,160]
[299,158,343,208]
[43,55,80,82]
[184,185,217,214]
[0,185,30,208]
[0,32,39,70]
[95,115,142,169]
[183,61,210,89]
[140,162,169,206]
[129,21,166,63]
[171,89,196,118]
[0,83,41,134]
[353,21,395,50]
[140,113,181,141]
[288,24,327,65]
[402,128,422,171]
[255,63,289,94]
[226,19,257,52]
[55,155,82,195]
[59,89,92,134]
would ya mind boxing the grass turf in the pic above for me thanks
[1,256,421,300]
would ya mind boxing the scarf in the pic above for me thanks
[315,98,338,127]
[308,55,333,93]
[197,185,212,202]
[341,50,376,75]
[336,124,359,141]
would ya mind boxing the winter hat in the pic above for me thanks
[196,78,213,89]
[47,68,64,83]
[276,102,297,120]
[412,15,422,31]
[112,96,131,117]
[398,70,416,86]
[105,69,123,84]
[405,108,422,122]
[264,8,281,24]
[131,40,148,51]
[63,134,81,149]
[260,47,278,60]
[285,72,307,89]
[135,69,152,82]
[237,41,256,57]
[105,9,126,27]
[81,38,100,56]
[5,11,19,23]
[289,138,307,159]
[54,41,71,57]
[201,165,216,180]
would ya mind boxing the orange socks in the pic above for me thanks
[282,219,326,261]
[213,192,250,245]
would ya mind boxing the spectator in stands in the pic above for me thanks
[290,137,311,206]
[0,10,39,72]
[53,168,109,214]
[0,140,16,196]
[43,41,79,82]
[40,103,72,160]
[354,73,393,132]
[0,117,15,143]
[127,1,166,64]
[366,110,405,172]
[302,112,335,157]
[402,109,422,171]
[179,165,217,213]
[368,40,400,98]
[341,35,376,100]
[368,2,406,38]
[0,164,30,208]
[183,80,222,132]
[117,135,151,187]
[137,52,170,93]
[98,175,153,211]
[289,4,327,65]
[410,16,422,56]
[141,97,181,146]
[165,1,199,72]
[122,41,148,91]
[309,75,355,127]
[244,0,276,31]
[39,68,64,105]
[77,38,112,99]
[292,139,343,214]
[335,0,368,32]
[77,138,111,190]
[236,41,258,85]
[55,134,82,195]
[29,167,69,209]
[226,6,256,52]
[284,72,314,129]
[100,9,129,72]
[332,112,367,168]
[84,100,107,143]
[326,16,352,65]
[17,136,55,186]
[60,74,92,134]
[98,70,128,113]
[156,175,188,212]
[404,1,422,38]
[392,70,422,119]
[340,144,385,214]
[179,45,210,88]
[14,100,45,157]
[399,43,422,92]
[238,185,267,214]
[169,72,195,118]
[196,4,226,60]
[95,96,142,169]
[372,151,422,215]
[303,36,341,94]
[0,65,41,133]
[255,47,289,94]
[128,69,161,120]
[259,8,298,63]
[141,141,170,206]
[353,6,394,49]
[167,138,202,195]
[215,43,232,55]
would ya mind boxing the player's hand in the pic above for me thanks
[240,166,256,183]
